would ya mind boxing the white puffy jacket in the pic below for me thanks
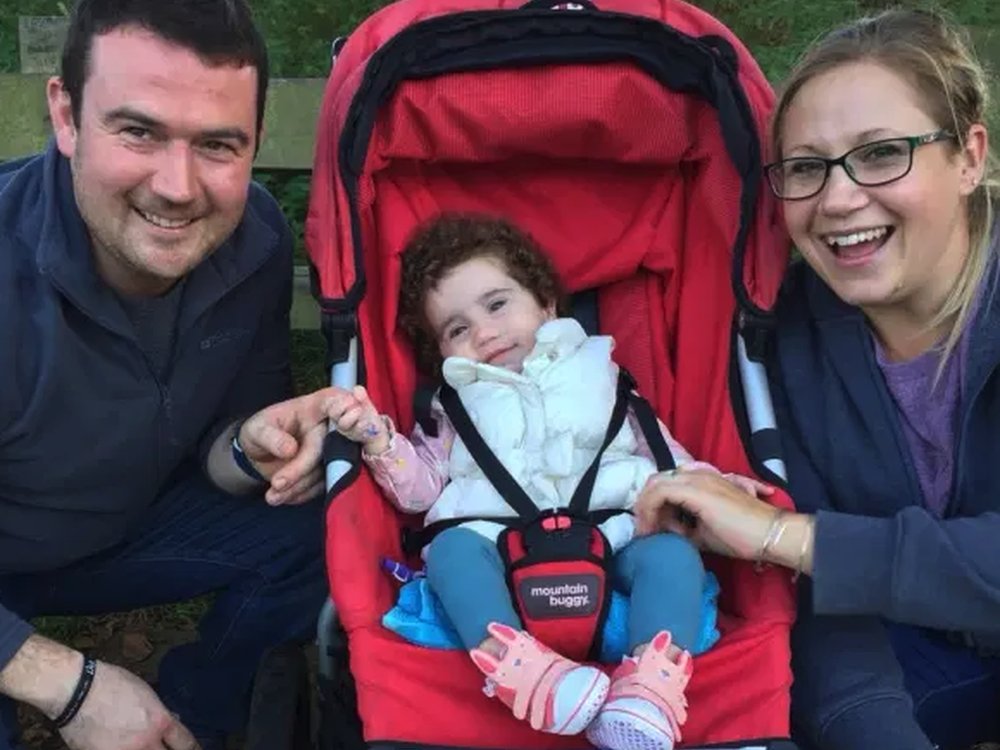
[424,318,657,552]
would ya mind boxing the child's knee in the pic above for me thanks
[428,527,474,563]
[632,532,705,578]
[426,527,500,572]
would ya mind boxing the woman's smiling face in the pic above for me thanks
[778,60,980,318]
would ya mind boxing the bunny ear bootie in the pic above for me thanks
[585,630,693,750]
[469,622,609,735]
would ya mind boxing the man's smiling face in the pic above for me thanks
[50,26,259,296]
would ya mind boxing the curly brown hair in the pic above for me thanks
[398,213,568,378]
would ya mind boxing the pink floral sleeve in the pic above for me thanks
[360,413,456,513]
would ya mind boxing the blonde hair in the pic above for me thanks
[772,8,997,362]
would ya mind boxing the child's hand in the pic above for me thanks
[329,386,391,455]
[722,473,774,499]
[677,462,773,499]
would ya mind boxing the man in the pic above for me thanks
[0,1,333,748]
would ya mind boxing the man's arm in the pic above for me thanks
[0,600,33,679]
[0,633,82,720]
[0,633,197,749]
[0,596,74,722]
[205,418,266,495]
[199,193,294,495]
[205,390,336,505]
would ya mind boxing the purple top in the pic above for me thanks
[874,330,969,518]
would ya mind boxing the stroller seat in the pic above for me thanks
[306,0,796,747]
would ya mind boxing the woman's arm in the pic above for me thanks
[770,352,1000,632]
[809,507,1000,630]
[635,383,1000,633]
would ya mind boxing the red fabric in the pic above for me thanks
[345,615,791,746]
[309,0,795,745]
[305,0,787,311]
[328,481,795,746]
[502,524,611,662]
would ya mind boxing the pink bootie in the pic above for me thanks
[470,622,609,735]
[585,630,693,750]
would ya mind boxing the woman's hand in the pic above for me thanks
[634,469,782,559]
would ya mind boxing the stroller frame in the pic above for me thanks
[290,1,801,748]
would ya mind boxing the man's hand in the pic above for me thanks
[61,662,199,750]
[0,635,198,750]
[236,387,344,505]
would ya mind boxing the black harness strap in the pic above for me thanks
[412,385,439,438]
[626,383,677,473]
[437,382,541,519]
[402,369,677,554]
[402,508,628,556]
[567,373,632,516]
[439,370,633,521]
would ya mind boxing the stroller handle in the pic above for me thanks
[736,333,786,481]
[326,336,359,490]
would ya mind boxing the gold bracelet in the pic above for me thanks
[792,515,814,582]
[755,511,788,572]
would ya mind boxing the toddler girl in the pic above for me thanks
[329,214,770,750]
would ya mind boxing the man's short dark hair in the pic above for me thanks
[61,0,269,144]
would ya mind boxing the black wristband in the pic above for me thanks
[52,656,97,729]
[231,421,266,483]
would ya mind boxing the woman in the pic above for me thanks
[634,9,998,750]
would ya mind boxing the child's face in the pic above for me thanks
[424,256,555,372]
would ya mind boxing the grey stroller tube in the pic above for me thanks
[736,332,786,481]
[326,336,359,490]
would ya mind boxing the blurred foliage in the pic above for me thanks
[255,171,312,263]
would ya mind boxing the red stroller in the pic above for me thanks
[304,0,797,747]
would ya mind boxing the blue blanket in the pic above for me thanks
[383,572,720,662]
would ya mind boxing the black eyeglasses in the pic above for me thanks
[765,130,956,200]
